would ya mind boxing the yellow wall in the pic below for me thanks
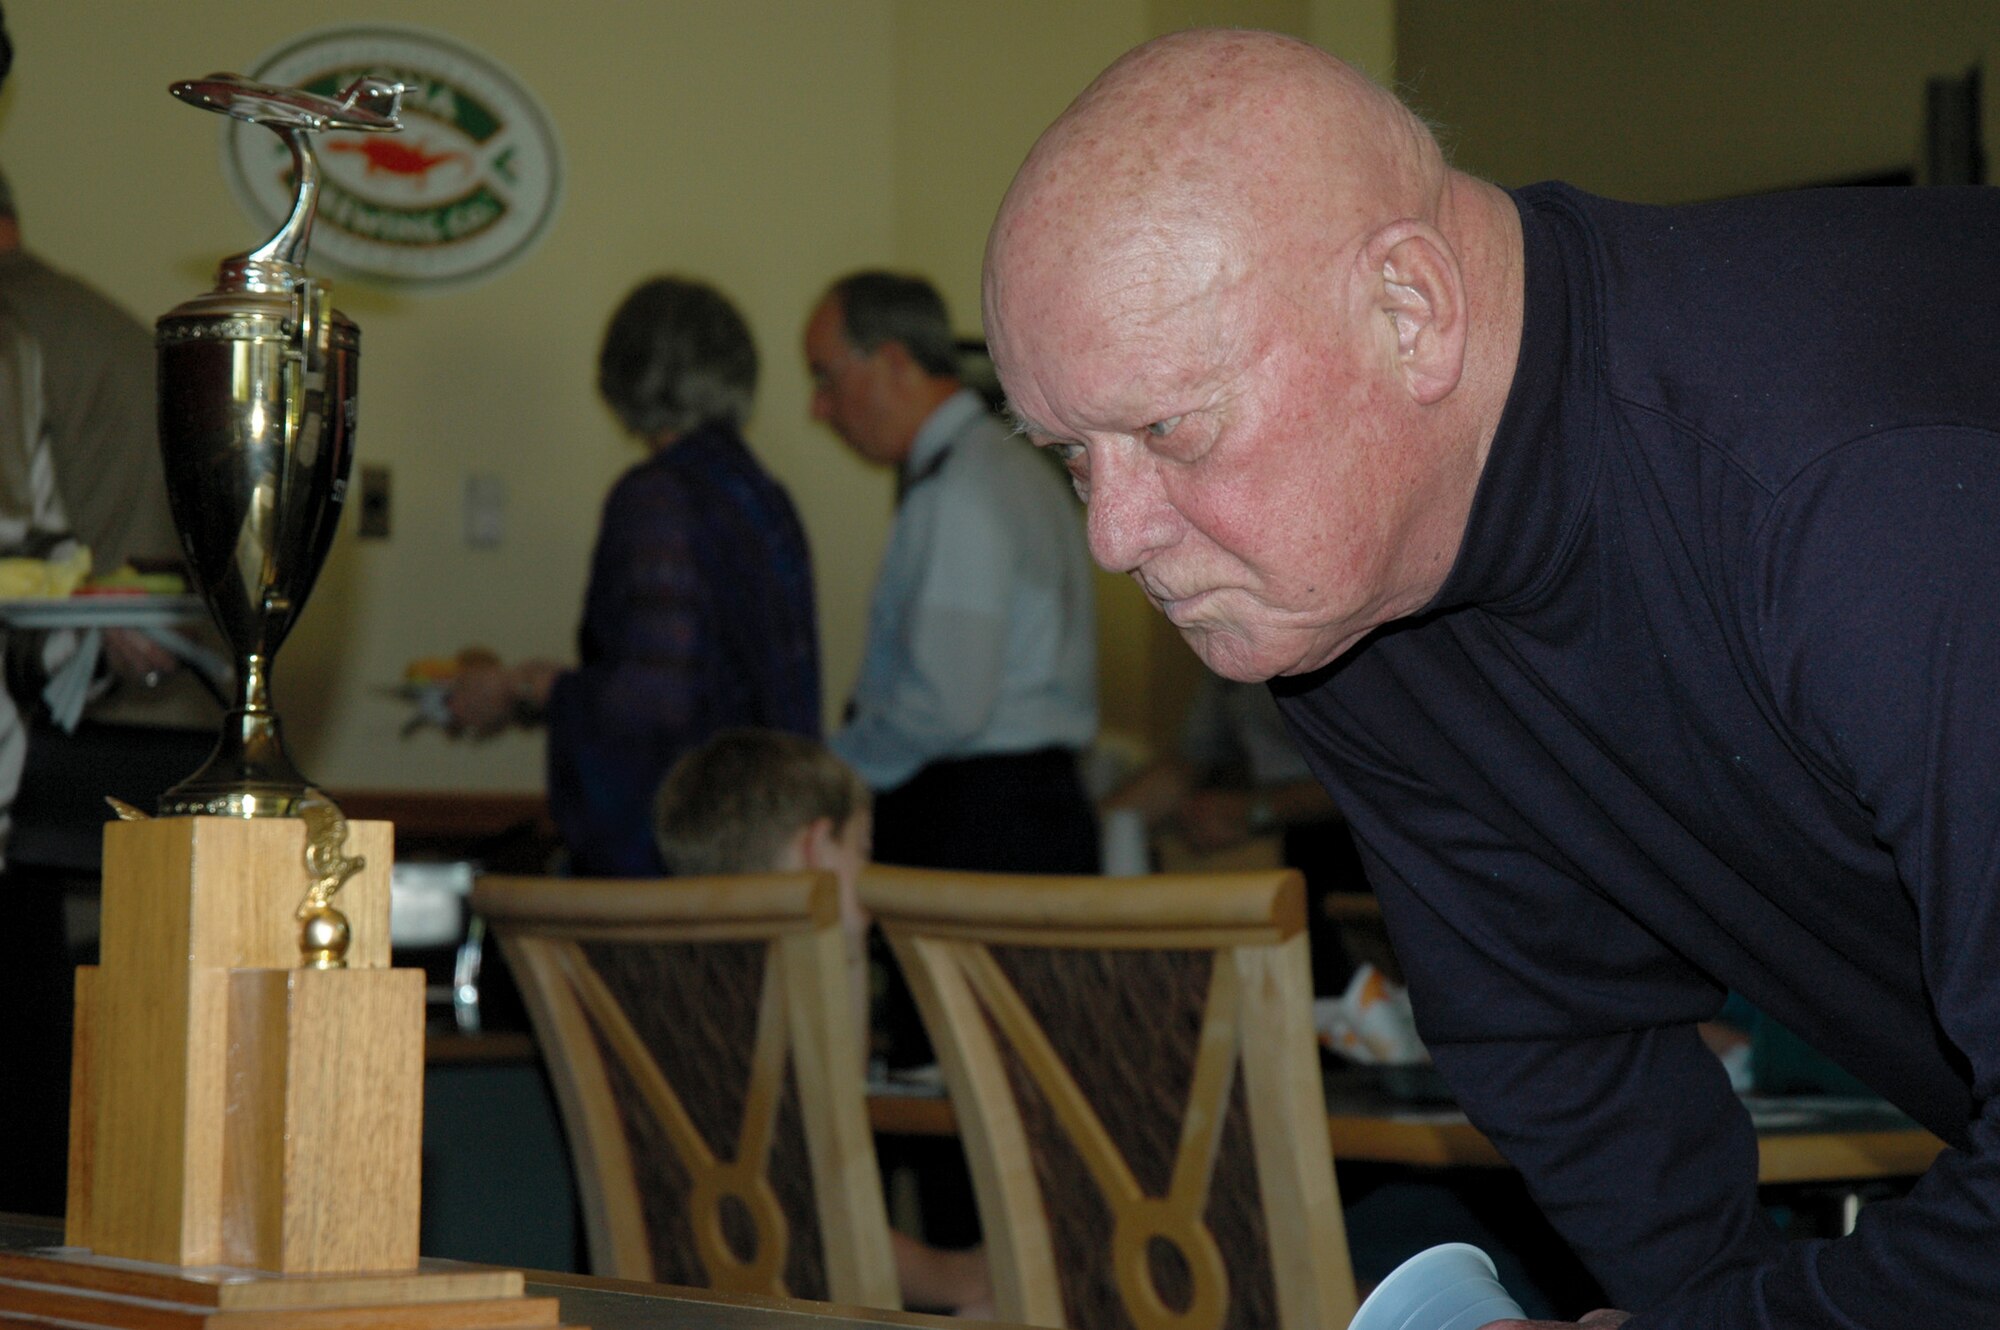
[0,1,1389,792]
[1397,1,2000,201]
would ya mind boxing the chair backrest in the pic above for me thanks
[861,866,1356,1330]
[472,873,898,1308]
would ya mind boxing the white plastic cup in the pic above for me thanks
[1349,1243,1526,1330]
[1100,807,1151,876]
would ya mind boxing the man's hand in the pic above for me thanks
[1486,1312,1630,1328]
[443,657,561,737]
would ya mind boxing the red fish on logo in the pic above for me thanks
[326,136,471,183]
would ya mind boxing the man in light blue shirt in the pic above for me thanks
[804,271,1098,874]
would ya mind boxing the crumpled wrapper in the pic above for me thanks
[1314,962,1429,1065]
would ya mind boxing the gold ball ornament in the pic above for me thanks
[299,903,351,969]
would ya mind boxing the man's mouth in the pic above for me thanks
[1152,587,1215,625]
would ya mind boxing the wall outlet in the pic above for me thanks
[465,472,505,547]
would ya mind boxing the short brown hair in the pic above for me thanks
[653,729,869,876]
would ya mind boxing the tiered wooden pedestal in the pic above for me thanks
[0,816,569,1330]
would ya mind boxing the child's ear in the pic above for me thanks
[794,816,840,870]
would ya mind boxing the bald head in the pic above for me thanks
[987,31,1443,364]
[982,30,1522,681]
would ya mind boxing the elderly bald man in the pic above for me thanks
[986,28,2000,1330]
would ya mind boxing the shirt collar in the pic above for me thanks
[651,418,739,466]
[1423,184,1601,616]
[902,388,986,483]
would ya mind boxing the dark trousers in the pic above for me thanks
[0,721,215,1216]
[0,880,72,1216]
[866,748,1097,1074]
[870,747,1099,875]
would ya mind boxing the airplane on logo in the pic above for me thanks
[326,136,471,183]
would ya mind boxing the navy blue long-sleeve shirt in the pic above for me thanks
[546,423,819,876]
[1280,183,2000,1326]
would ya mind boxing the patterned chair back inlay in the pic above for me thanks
[472,874,897,1310]
[572,939,828,1297]
[864,866,1354,1330]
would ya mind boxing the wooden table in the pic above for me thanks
[0,1218,964,1330]
[867,1071,1949,1187]
[436,1029,1948,1192]
[523,1268,967,1330]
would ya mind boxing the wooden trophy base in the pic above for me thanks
[0,1246,560,1330]
[0,817,580,1330]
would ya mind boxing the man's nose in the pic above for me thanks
[1085,452,1177,573]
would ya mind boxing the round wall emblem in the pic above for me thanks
[224,24,563,291]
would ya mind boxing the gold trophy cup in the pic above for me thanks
[155,73,401,817]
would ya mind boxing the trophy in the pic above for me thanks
[0,73,557,1327]
[155,73,401,818]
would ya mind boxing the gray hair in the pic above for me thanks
[598,276,758,438]
[826,270,960,377]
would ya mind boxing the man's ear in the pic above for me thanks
[1363,220,1467,406]
[876,338,921,384]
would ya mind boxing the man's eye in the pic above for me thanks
[1146,415,1184,437]
[1043,441,1090,501]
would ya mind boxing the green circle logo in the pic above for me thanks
[226,24,563,291]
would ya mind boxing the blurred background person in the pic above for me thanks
[448,276,819,876]
[0,175,78,1218]
[654,728,991,1318]
[1102,673,1370,993]
[0,169,179,623]
[803,270,1096,876]
[0,21,214,1217]
[0,160,218,798]
[0,162,213,804]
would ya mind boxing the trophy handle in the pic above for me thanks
[287,279,331,470]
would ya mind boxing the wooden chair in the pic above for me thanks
[471,873,898,1308]
[860,866,1357,1330]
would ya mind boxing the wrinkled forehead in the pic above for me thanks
[989,247,1249,437]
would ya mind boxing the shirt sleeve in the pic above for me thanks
[49,308,174,569]
[1288,697,1781,1312]
[832,470,1014,789]
[1290,670,1999,1326]
[1699,429,2000,1328]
